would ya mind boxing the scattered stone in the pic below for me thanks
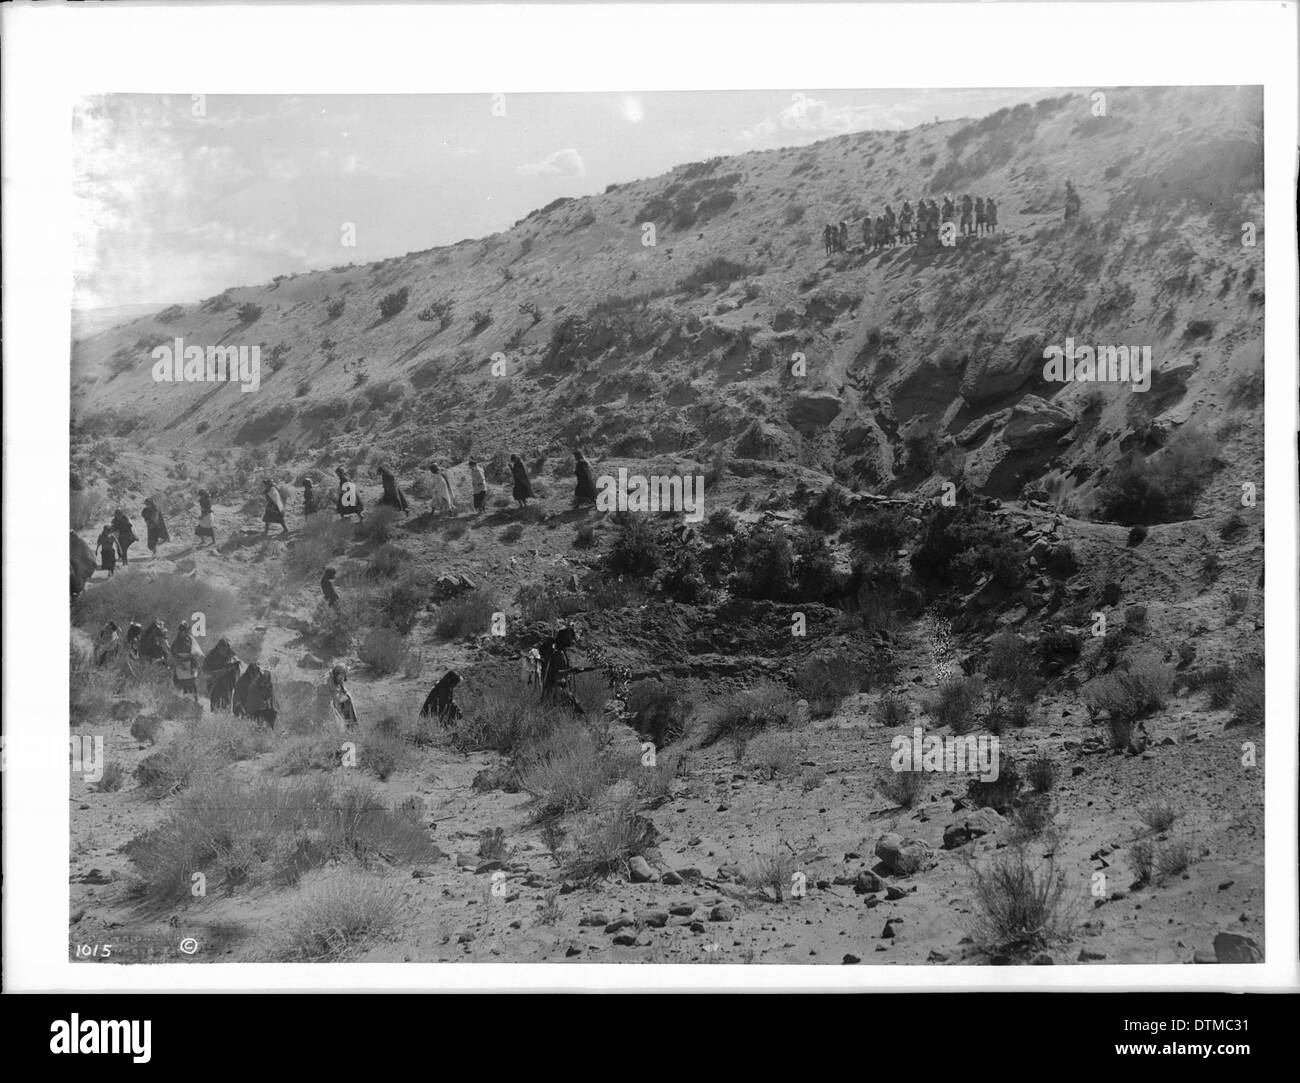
[635,909,669,928]
[1032,954,1054,965]
[927,950,949,963]
[456,929,475,944]
[565,944,582,958]
[612,933,640,947]
[669,904,695,917]
[661,870,684,886]
[604,916,635,934]
[875,833,933,875]
[1218,881,1235,892]
[885,886,907,901]
[455,853,476,869]
[881,922,896,939]
[1077,948,1106,961]
[709,905,734,923]
[842,953,861,965]
[853,871,884,895]
[1193,950,1219,964]
[628,856,659,883]
[579,913,609,927]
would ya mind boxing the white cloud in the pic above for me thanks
[515,147,585,177]
[738,96,907,145]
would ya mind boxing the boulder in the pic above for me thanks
[788,392,843,430]
[1212,932,1262,964]
[1002,395,1075,450]
[874,833,933,875]
[955,412,1005,447]
[628,855,659,883]
[959,331,1045,408]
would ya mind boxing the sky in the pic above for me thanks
[73,88,1056,310]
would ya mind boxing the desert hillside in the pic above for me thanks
[68,85,1266,966]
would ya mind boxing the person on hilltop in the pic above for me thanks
[823,223,835,256]
[861,214,873,251]
[321,566,340,609]
[898,201,913,244]
[428,462,456,515]
[974,196,986,236]
[420,671,463,727]
[302,477,320,517]
[195,489,216,547]
[837,220,849,253]
[960,193,974,236]
[510,454,534,507]
[468,458,488,514]
[538,626,584,714]
[96,523,123,577]
[142,497,169,558]
[329,664,358,728]
[170,619,204,699]
[985,196,998,234]
[377,465,409,516]
[262,479,289,537]
[335,467,365,521]
[111,507,136,565]
[942,194,955,222]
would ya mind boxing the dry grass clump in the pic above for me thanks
[274,872,403,961]
[965,846,1077,954]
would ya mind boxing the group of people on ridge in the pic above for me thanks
[823,192,999,255]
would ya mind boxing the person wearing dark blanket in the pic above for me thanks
[125,621,143,660]
[96,524,123,576]
[232,663,257,718]
[263,479,289,536]
[321,567,340,608]
[142,498,169,557]
[302,478,319,517]
[170,620,204,698]
[139,619,169,664]
[510,454,533,507]
[573,450,598,508]
[203,639,242,711]
[539,626,584,714]
[195,489,216,546]
[468,459,487,513]
[245,667,278,727]
[329,664,358,727]
[112,508,136,564]
[336,467,364,521]
[420,671,463,725]
[378,466,409,515]
[94,622,121,667]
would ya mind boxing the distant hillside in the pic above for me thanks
[72,302,176,341]
[71,85,1263,516]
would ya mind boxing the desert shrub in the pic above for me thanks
[1095,427,1222,525]
[1219,514,1249,543]
[873,693,909,727]
[287,514,353,580]
[1129,839,1156,884]
[731,526,796,601]
[925,675,984,733]
[125,774,434,904]
[471,309,493,331]
[276,872,402,961]
[965,846,1075,953]
[605,517,662,578]
[793,652,861,717]
[879,768,927,808]
[358,627,415,675]
[95,761,128,793]
[1126,525,1148,547]
[744,730,802,779]
[451,683,561,754]
[698,680,800,747]
[741,848,798,902]
[805,486,849,533]
[703,508,737,537]
[1227,664,1263,727]
[560,799,657,882]
[358,727,413,780]
[274,734,341,776]
[847,505,908,554]
[366,543,413,580]
[355,506,402,545]
[792,529,838,603]
[626,681,691,747]
[326,298,345,319]
[477,827,508,860]
[72,570,239,633]
[312,597,361,656]
[1139,800,1178,832]
[434,588,497,640]
[237,302,263,324]
[371,569,429,635]
[70,644,116,727]
[132,719,269,800]
[965,754,1021,812]
[1010,795,1056,842]
[516,721,615,820]
[1082,657,1173,723]
[573,522,597,549]
[71,487,106,530]
[416,298,453,329]
[910,505,1030,598]
[984,631,1043,704]
[658,548,707,603]
[1156,839,1194,878]
[679,257,755,292]
[1123,604,1147,630]
[1026,754,1056,793]
[378,287,410,318]
[500,523,524,543]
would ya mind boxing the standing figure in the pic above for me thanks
[468,458,488,513]
[960,193,974,236]
[302,478,319,517]
[510,454,533,507]
[377,465,409,515]
[195,489,216,547]
[1064,179,1081,222]
[170,619,204,699]
[329,664,358,728]
[335,467,365,521]
[985,196,998,233]
[321,566,340,609]
[262,479,289,536]
[94,622,121,667]
[862,215,874,251]
[538,626,584,715]
[142,498,169,557]
[823,223,835,256]
[112,508,136,565]
[203,639,242,712]
[573,450,598,508]
[837,220,849,253]
[96,524,123,576]
[428,463,456,515]
[139,619,169,664]
[974,197,986,236]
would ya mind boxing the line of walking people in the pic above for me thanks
[824,192,999,255]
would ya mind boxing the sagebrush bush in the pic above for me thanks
[1083,657,1173,723]
[1228,664,1263,727]
[434,588,497,640]
[879,768,927,808]
[72,570,240,633]
[926,675,984,733]
[358,627,414,675]
[287,514,353,580]
[873,693,909,727]
[744,730,802,779]
[560,799,657,882]
[793,652,861,717]
[966,846,1076,953]
[355,506,403,545]
[276,872,403,961]
[1139,800,1178,832]
[741,848,798,902]
[697,680,800,746]
[516,720,629,821]
[1026,754,1057,793]
[966,754,1021,812]
[605,517,663,578]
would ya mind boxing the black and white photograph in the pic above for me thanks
[4,1,1297,1008]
